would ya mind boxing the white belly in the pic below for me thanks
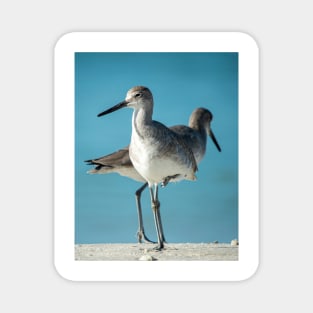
[129,136,195,186]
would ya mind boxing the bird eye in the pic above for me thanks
[135,93,141,98]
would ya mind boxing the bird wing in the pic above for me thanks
[153,121,198,174]
[85,146,132,169]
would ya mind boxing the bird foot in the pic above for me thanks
[153,243,165,251]
[161,174,180,187]
[137,231,156,244]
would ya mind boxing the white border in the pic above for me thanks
[54,32,259,281]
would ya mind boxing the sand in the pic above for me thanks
[75,242,238,261]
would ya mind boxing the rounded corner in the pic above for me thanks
[236,31,260,51]
[53,260,77,282]
[54,32,77,52]
[238,259,260,282]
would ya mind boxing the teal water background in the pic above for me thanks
[75,52,238,244]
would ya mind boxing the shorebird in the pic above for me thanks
[86,107,221,245]
[95,86,221,250]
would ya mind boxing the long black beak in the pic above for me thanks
[209,129,222,152]
[97,100,128,117]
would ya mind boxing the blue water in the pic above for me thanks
[75,52,238,244]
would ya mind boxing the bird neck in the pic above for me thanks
[132,106,153,140]
[189,119,208,143]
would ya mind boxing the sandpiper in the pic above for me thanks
[86,107,221,244]
[95,86,221,250]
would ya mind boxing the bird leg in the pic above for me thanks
[154,197,166,243]
[149,184,165,250]
[135,183,156,244]
[152,184,167,244]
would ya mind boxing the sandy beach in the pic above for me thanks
[75,242,238,261]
